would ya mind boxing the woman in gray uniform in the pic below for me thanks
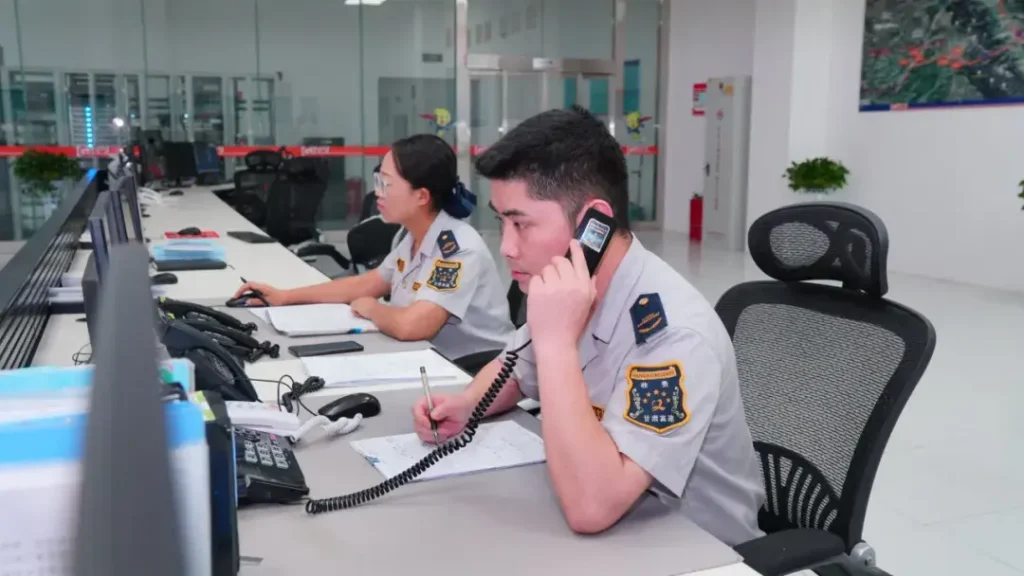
[233,134,514,361]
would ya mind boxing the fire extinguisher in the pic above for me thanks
[689,193,703,242]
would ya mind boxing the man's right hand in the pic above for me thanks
[412,393,474,444]
[233,281,292,306]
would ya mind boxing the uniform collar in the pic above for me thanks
[589,235,646,344]
[418,211,455,258]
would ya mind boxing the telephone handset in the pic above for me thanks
[157,313,261,402]
[184,318,280,363]
[305,207,617,515]
[158,297,258,335]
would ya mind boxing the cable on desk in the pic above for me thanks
[304,340,530,515]
[71,343,92,366]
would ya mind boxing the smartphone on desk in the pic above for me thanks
[288,340,364,358]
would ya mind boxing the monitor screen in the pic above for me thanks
[194,143,220,175]
[87,192,113,282]
[106,188,130,245]
[120,165,145,242]
[164,142,198,184]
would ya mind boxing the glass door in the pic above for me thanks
[465,56,615,231]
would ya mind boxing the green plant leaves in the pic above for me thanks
[12,149,81,196]
[783,157,850,192]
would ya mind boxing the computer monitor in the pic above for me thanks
[120,164,146,242]
[87,193,113,282]
[194,143,219,175]
[105,186,130,245]
[164,142,198,187]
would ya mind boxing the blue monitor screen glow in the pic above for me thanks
[194,143,220,175]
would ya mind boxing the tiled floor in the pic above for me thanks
[318,228,1024,575]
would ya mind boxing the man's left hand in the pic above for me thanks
[526,240,596,349]
[350,296,377,319]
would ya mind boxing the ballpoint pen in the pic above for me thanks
[420,366,441,445]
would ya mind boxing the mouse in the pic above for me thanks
[319,393,381,422]
[225,291,268,308]
[169,190,184,196]
[150,272,178,285]
[178,226,202,236]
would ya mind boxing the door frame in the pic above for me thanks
[453,0,667,230]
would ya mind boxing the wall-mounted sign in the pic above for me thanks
[692,83,708,116]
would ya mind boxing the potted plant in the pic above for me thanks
[12,149,81,223]
[783,157,850,199]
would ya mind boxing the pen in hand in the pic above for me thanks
[420,366,441,445]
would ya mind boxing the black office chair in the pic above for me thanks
[265,157,329,246]
[228,150,284,227]
[715,202,936,576]
[452,281,529,376]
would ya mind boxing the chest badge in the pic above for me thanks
[624,362,688,434]
[426,259,462,292]
[437,230,460,258]
[630,293,668,344]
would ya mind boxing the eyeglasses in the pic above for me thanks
[373,172,390,195]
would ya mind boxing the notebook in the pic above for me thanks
[300,349,466,388]
[265,303,378,336]
[350,421,546,482]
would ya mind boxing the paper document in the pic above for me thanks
[301,349,465,387]
[248,308,271,323]
[266,303,378,336]
[351,421,546,482]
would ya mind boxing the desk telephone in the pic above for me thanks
[305,207,617,515]
[157,297,279,363]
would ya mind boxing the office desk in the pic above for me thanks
[236,388,751,576]
[64,185,330,301]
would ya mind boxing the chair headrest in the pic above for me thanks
[747,202,889,298]
[282,157,322,180]
[244,150,283,172]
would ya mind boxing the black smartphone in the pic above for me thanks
[571,207,618,276]
[288,340,365,358]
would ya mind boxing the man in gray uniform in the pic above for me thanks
[376,209,513,360]
[412,107,765,547]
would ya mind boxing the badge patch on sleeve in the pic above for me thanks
[437,230,460,258]
[624,362,688,434]
[629,293,668,344]
[412,281,421,291]
[426,259,462,292]
[396,258,405,273]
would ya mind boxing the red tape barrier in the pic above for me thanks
[0,144,658,159]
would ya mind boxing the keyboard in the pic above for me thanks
[234,428,309,505]
[154,259,228,272]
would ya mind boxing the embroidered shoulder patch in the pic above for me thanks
[426,259,462,292]
[412,281,422,292]
[624,362,688,434]
[629,293,668,344]
[396,258,405,273]
[437,230,460,258]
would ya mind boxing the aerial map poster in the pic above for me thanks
[860,0,1024,111]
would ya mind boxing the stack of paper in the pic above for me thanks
[350,421,546,482]
[300,349,464,387]
[265,303,378,336]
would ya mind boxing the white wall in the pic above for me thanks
[663,0,756,232]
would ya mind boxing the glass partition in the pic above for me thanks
[0,0,665,235]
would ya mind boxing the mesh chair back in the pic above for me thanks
[347,216,401,271]
[264,157,328,246]
[244,150,283,172]
[714,202,935,550]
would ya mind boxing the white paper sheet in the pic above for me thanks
[266,303,378,336]
[350,421,546,482]
[300,349,465,387]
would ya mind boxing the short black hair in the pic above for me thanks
[474,105,630,232]
[390,134,458,212]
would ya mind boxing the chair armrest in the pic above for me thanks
[733,529,845,576]
[296,243,350,270]
[452,349,503,376]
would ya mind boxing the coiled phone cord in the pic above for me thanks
[304,341,528,515]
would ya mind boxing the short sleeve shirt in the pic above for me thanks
[377,211,514,360]
[506,236,765,547]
